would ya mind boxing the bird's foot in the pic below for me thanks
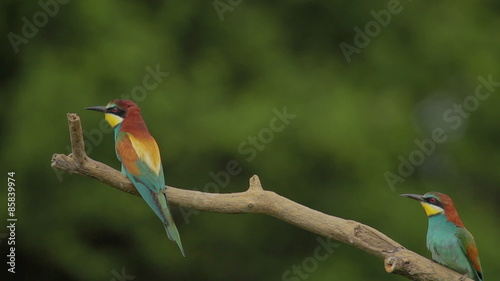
[458,272,469,281]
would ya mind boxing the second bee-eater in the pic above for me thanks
[400,192,483,281]
[86,99,185,256]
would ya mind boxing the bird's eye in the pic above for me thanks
[111,107,119,113]
[428,197,436,203]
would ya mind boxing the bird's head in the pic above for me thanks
[85,99,139,128]
[400,192,464,226]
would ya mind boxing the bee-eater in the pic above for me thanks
[400,192,483,281]
[86,99,185,256]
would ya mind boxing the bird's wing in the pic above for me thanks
[116,132,165,193]
[114,131,183,254]
[116,132,168,222]
[456,227,483,281]
[127,133,162,176]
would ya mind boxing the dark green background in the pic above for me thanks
[1,1,499,280]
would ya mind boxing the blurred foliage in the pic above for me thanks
[1,0,500,280]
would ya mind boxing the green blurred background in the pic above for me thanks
[1,1,499,280]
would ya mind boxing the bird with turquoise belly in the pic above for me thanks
[400,192,483,281]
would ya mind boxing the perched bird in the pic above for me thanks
[86,99,185,256]
[400,192,483,281]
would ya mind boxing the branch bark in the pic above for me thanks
[51,113,472,281]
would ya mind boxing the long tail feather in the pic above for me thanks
[158,193,185,257]
[163,221,185,257]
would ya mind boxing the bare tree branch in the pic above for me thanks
[51,113,473,281]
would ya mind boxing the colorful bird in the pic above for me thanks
[400,192,483,281]
[86,99,185,256]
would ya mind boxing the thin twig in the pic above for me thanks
[68,113,86,165]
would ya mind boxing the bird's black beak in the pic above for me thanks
[85,106,107,113]
[400,193,424,202]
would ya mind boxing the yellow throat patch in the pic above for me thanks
[105,113,124,128]
[420,202,444,216]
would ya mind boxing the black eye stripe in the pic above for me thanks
[107,106,126,117]
[425,197,443,208]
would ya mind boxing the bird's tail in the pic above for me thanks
[159,195,185,257]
